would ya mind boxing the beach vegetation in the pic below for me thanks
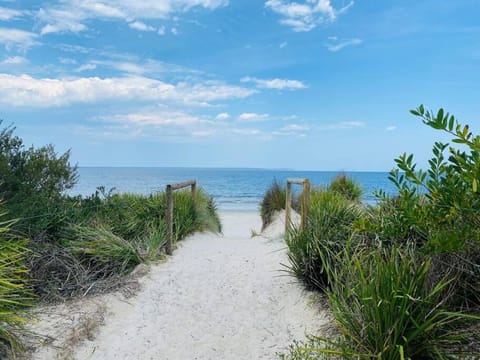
[260,180,287,230]
[328,174,362,202]
[0,206,32,358]
[0,123,222,355]
[280,106,480,359]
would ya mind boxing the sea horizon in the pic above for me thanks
[69,167,398,211]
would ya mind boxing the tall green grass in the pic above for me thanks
[284,247,480,359]
[25,188,222,302]
[328,174,362,202]
[0,210,32,358]
[260,181,287,230]
[285,189,364,290]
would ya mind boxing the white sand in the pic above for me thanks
[28,211,329,360]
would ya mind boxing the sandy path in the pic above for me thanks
[31,212,328,359]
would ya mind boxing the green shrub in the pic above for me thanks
[65,225,143,276]
[260,181,287,230]
[0,209,32,357]
[0,122,77,239]
[285,190,364,291]
[301,247,480,359]
[328,174,362,202]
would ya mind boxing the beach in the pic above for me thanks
[27,211,329,359]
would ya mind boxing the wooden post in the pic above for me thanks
[191,182,196,198]
[165,184,173,255]
[285,181,292,235]
[164,180,196,255]
[285,178,310,235]
[301,179,310,230]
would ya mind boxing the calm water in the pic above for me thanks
[69,168,398,211]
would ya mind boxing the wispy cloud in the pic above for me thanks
[37,0,229,35]
[323,121,366,129]
[215,112,230,121]
[241,76,306,90]
[265,0,353,32]
[0,73,255,108]
[238,112,270,122]
[386,125,397,131]
[325,37,362,52]
[0,56,26,65]
[0,7,27,21]
[0,27,38,50]
[129,21,156,32]
[74,63,97,72]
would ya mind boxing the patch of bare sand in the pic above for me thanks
[26,211,329,360]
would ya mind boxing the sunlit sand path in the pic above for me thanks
[36,212,328,360]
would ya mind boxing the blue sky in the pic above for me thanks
[0,0,479,170]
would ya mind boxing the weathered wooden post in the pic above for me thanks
[301,179,310,230]
[285,181,292,234]
[285,178,311,236]
[165,184,173,255]
[191,181,196,198]
[165,179,197,255]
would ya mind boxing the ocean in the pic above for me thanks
[69,167,398,211]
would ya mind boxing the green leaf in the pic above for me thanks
[473,178,478,193]
[437,108,444,122]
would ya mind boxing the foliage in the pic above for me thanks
[65,225,143,276]
[260,181,287,230]
[26,189,221,302]
[0,208,32,358]
[328,174,362,202]
[300,247,480,359]
[283,106,480,359]
[0,122,78,239]
[285,190,364,291]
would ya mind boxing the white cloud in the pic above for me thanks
[0,73,255,108]
[280,124,309,131]
[37,0,228,35]
[129,21,156,32]
[101,111,206,126]
[0,56,26,65]
[59,57,77,64]
[238,112,270,122]
[0,7,25,21]
[326,37,362,52]
[279,41,287,48]
[0,27,38,50]
[215,112,230,121]
[171,27,178,35]
[241,76,306,90]
[91,58,201,76]
[158,26,166,35]
[265,0,353,32]
[325,121,365,129]
[386,125,397,131]
[74,63,97,72]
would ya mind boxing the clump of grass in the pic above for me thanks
[260,181,287,230]
[285,189,364,291]
[65,225,143,276]
[328,174,362,202]
[0,211,32,358]
[298,247,480,359]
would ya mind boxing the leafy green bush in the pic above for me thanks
[0,122,77,239]
[292,247,480,360]
[328,174,362,202]
[285,190,364,291]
